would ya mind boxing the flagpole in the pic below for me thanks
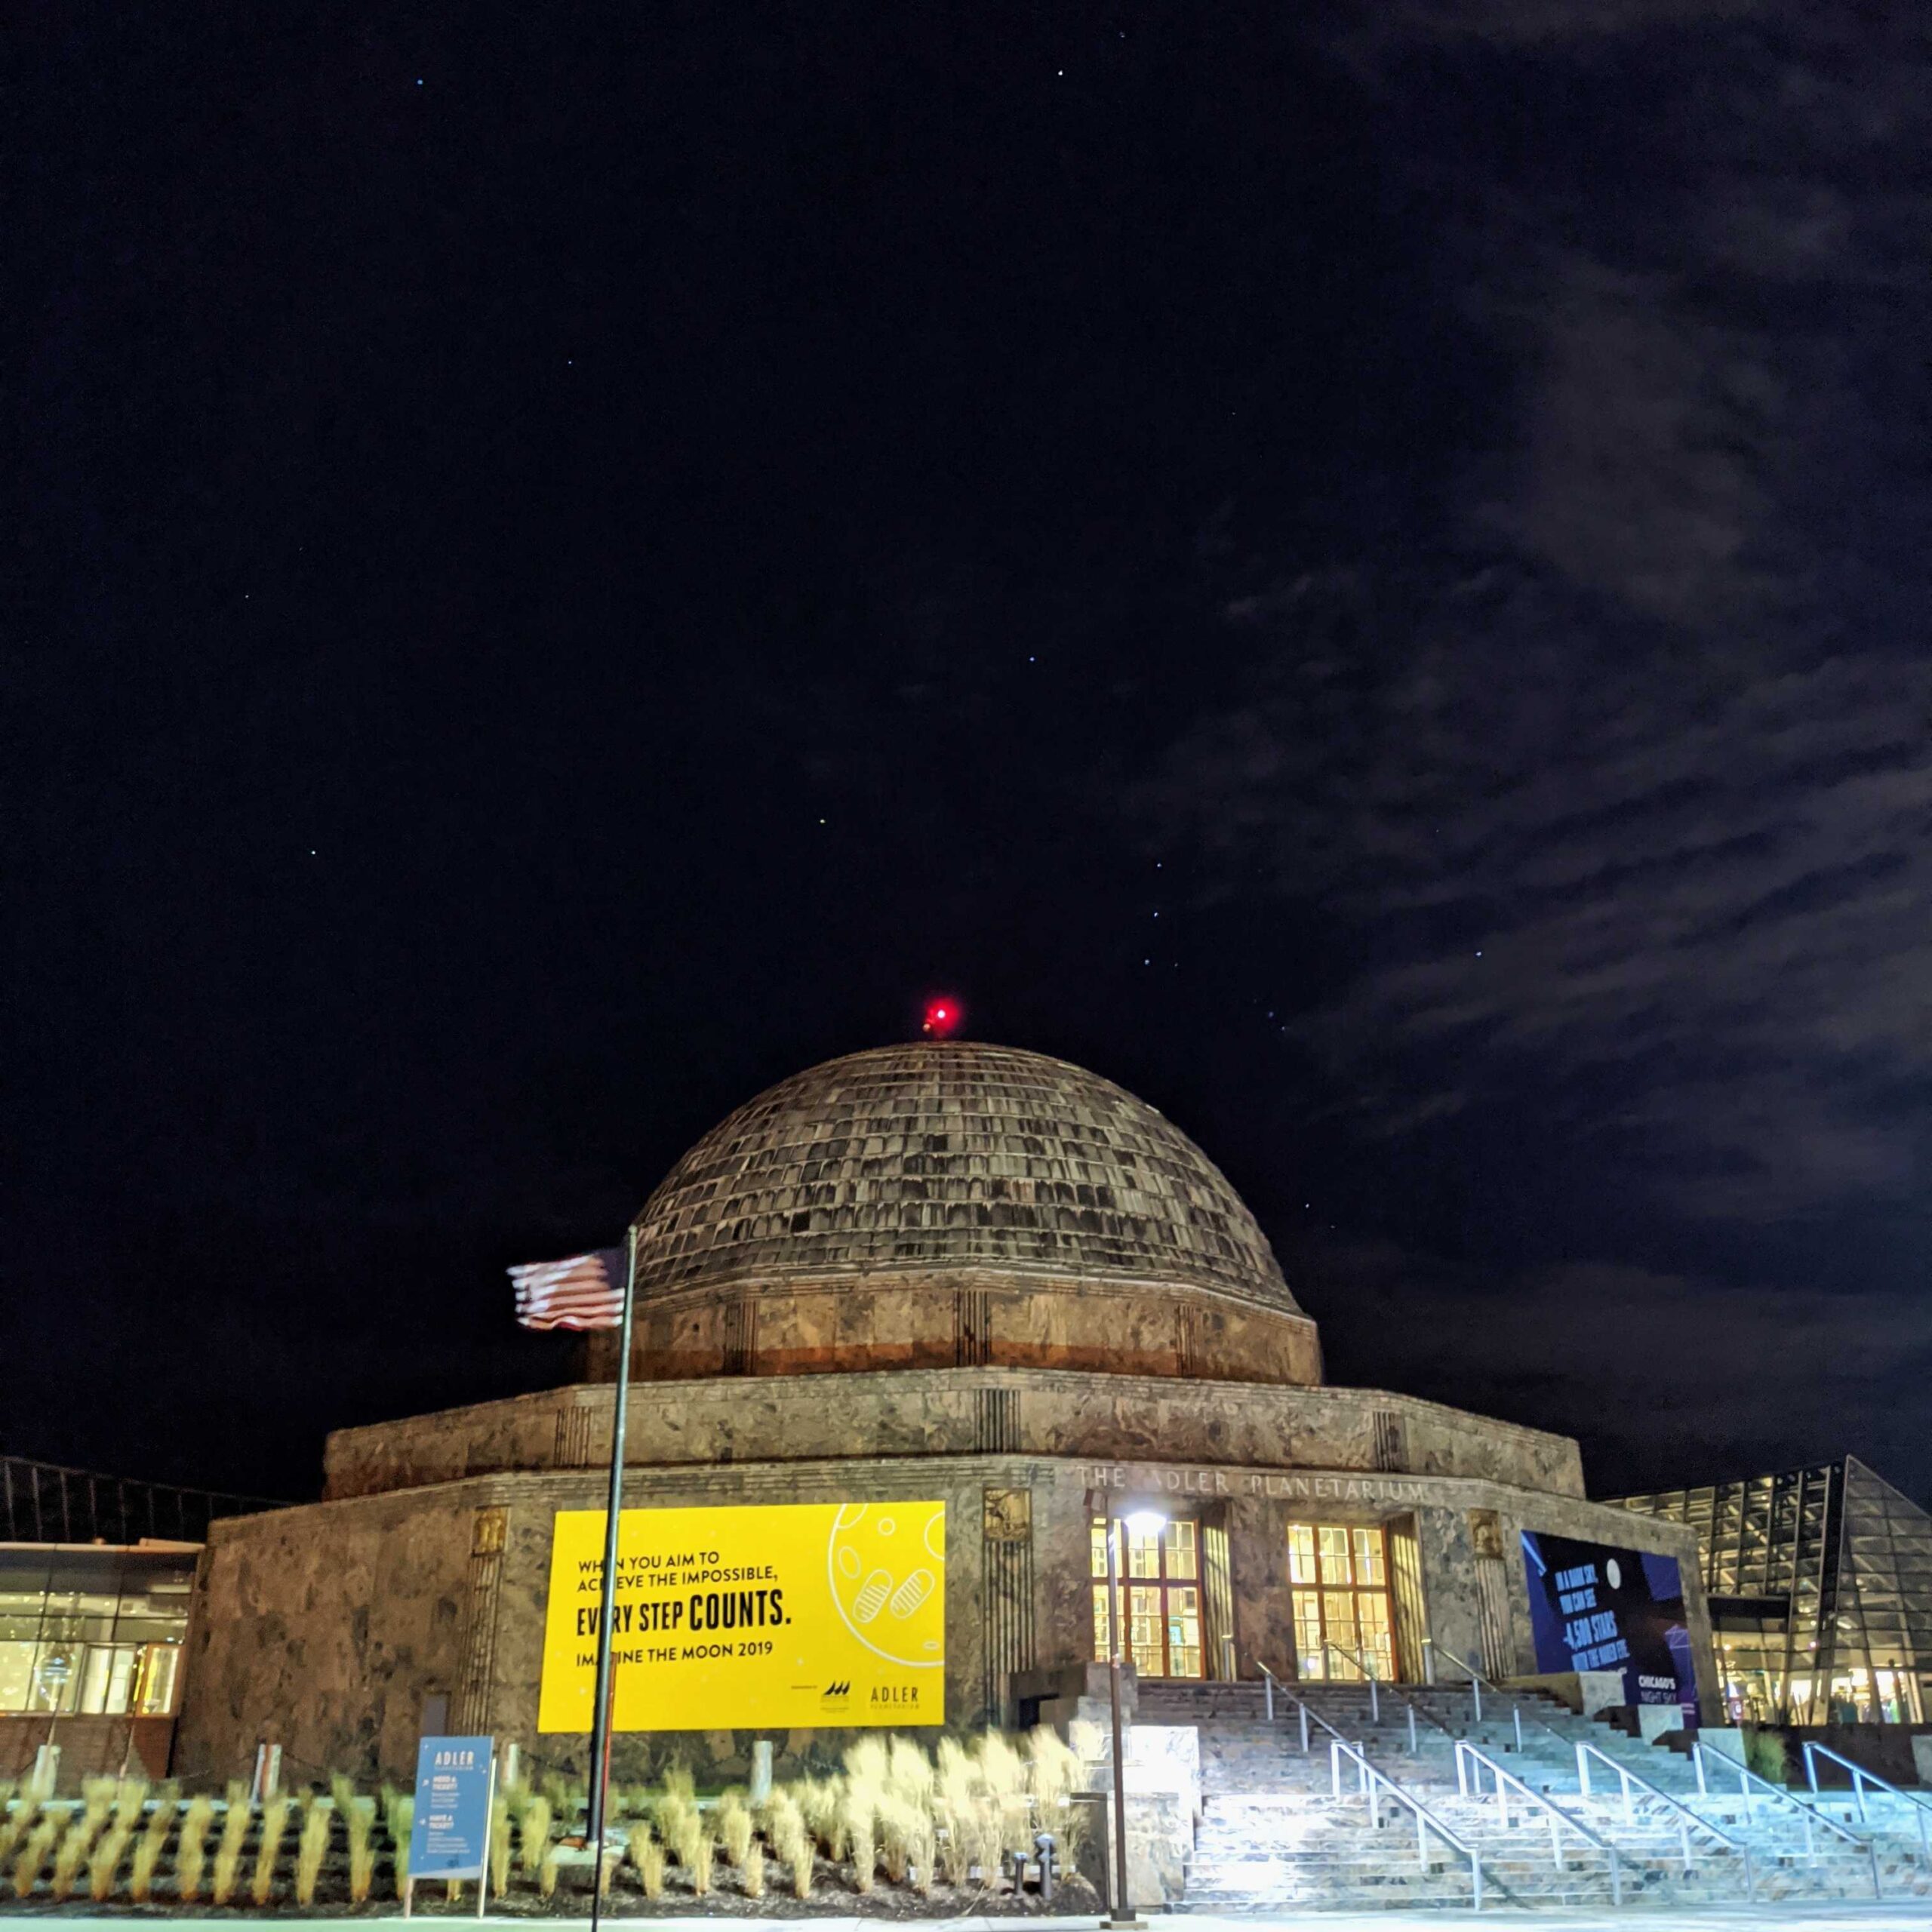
[586,1223,638,1932]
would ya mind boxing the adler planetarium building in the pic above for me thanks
[177,1042,1715,1780]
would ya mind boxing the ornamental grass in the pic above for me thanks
[389,1796,414,1894]
[519,1795,552,1876]
[715,1790,753,1866]
[488,1794,512,1897]
[627,1823,665,1900]
[51,1799,109,1902]
[174,1795,214,1902]
[129,1791,177,1904]
[743,1840,767,1897]
[294,1798,331,1906]
[251,1795,292,1906]
[0,1796,38,1871]
[798,1776,848,1861]
[345,1797,377,1906]
[88,1823,133,1903]
[210,1795,251,1906]
[12,1817,60,1899]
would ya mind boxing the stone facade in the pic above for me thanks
[180,1427,1713,1783]
[320,1370,1582,1503]
[172,1043,1721,1786]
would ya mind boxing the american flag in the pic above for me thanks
[509,1248,628,1330]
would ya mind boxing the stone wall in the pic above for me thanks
[324,1369,1583,1504]
[568,1267,1321,1389]
[175,1486,479,1787]
[187,1444,1710,1784]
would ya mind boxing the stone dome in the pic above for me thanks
[629,1041,1299,1314]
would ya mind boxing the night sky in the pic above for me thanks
[17,5,1929,1507]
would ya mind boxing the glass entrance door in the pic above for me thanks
[1288,1523,1397,1681]
[1091,1518,1204,1679]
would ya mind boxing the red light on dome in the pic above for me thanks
[922,998,963,1038]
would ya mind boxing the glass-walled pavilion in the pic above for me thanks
[0,1543,197,1721]
[1613,1457,1932,1726]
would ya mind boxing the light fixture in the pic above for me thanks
[1124,1509,1168,1538]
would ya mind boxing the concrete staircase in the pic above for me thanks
[1135,1679,1932,1912]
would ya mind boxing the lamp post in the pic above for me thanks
[1104,1501,1166,1930]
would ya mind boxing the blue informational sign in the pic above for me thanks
[1521,1531,1697,1716]
[411,1735,495,1881]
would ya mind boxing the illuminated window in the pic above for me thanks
[1287,1522,1398,1682]
[1091,1518,1205,1679]
[0,1548,193,1718]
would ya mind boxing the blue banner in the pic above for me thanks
[411,1735,494,1880]
[1521,1531,1696,1716]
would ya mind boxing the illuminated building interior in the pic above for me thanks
[1614,1457,1932,1725]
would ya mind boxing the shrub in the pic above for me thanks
[520,1794,552,1876]
[1746,1729,1789,1785]
[346,1796,377,1905]
[295,1798,331,1906]
[743,1840,765,1898]
[252,1795,292,1905]
[715,1791,753,1866]
[175,1796,215,1902]
[88,1823,133,1902]
[12,1817,60,1900]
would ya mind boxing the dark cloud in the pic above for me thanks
[1141,0,1930,1491]
[1314,1236,1932,1496]
[1151,0,1930,1227]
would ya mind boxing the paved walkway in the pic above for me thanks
[31,1912,1932,1930]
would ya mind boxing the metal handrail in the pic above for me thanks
[1693,1742,1881,1898]
[1257,1660,1343,1755]
[1318,1640,1454,1753]
[1455,1740,1625,1907]
[1255,1660,1490,1909]
[1577,1740,1756,1900]
[1424,1645,1561,1753]
[1326,1734,1486,1910]
[1803,1742,1932,1863]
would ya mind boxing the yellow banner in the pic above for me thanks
[537,1500,946,1733]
